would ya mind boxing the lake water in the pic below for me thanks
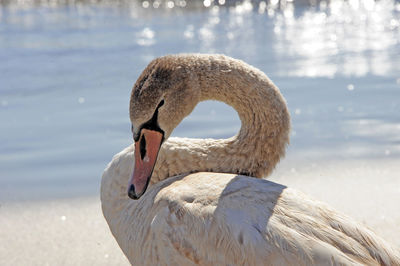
[1,0,399,201]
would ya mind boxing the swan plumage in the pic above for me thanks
[101,54,400,265]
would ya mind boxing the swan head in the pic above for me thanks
[127,55,200,199]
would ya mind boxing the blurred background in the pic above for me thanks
[0,0,399,264]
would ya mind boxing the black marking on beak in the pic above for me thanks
[128,184,139,200]
[140,134,146,160]
[128,179,151,200]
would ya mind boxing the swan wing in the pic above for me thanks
[116,173,400,265]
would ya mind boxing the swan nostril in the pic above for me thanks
[128,184,140,200]
[140,135,147,160]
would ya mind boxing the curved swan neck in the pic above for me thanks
[151,55,290,183]
[195,56,289,141]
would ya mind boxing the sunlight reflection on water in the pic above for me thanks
[1,0,399,77]
[272,0,400,77]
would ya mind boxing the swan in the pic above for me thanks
[101,54,400,265]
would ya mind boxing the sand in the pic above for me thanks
[1,157,399,265]
[0,198,129,266]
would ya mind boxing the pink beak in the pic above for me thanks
[128,128,163,199]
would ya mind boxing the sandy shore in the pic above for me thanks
[0,158,399,265]
[0,197,129,266]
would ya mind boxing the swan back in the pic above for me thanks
[101,147,400,265]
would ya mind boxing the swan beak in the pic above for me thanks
[128,128,163,200]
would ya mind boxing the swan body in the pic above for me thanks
[101,54,400,265]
